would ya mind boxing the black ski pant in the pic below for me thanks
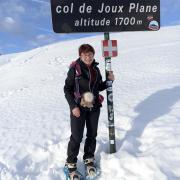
[66,107,100,164]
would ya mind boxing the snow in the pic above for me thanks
[0,25,180,180]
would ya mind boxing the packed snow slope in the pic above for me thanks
[0,25,180,180]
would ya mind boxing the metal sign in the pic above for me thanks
[51,0,160,33]
[102,40,118,57]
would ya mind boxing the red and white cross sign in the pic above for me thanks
[102,40,118,58]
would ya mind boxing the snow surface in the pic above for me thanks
[0,25,180,180]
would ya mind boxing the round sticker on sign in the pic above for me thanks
[108,93,113,102]
[148,20,159,31]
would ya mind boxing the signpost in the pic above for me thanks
[102,38,118,153]
[50,0,160,154]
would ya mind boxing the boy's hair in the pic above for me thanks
[78,44,95,56]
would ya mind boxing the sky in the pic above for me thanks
[0,0,180,54]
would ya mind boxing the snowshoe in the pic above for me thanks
[64,163,84,180]
[84,158,100,180]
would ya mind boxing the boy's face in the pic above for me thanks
[80,52,94,66]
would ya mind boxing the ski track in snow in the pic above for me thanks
[0,25,180,180]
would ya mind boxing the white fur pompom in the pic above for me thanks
[83,92,94,103]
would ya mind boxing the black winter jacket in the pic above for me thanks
[64,58,107,111]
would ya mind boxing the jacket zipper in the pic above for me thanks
[88,67,92,92]
[88,66,98,93]
[92,67,98,93]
